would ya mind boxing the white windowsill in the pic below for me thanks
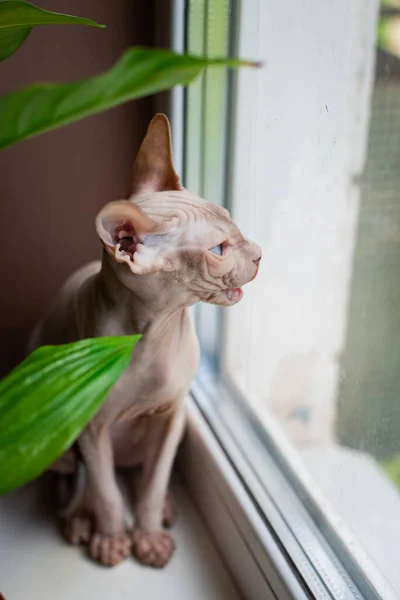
[0,474,241,600]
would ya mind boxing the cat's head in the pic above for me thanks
[96,114,261,308]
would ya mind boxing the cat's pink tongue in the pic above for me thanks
[225,288,243,303]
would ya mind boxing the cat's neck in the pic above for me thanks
[95,254,191,335]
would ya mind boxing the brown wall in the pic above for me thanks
[0,0,156,375]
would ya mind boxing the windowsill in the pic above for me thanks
[0,474,241,600]
[3,398,398,600]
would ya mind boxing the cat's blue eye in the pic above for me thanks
[209,243,224,256]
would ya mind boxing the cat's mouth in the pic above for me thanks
[224,287,243,304]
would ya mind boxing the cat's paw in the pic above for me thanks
[63,515,92,545]
[89,532,132,566]
[163,493,176,529]
[132,530,175,568]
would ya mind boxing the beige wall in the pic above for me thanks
[0,0,155,374]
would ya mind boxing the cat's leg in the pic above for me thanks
[48,447,93,545]
[132,400,186,568]
[78,427,132,566]
[162,490,176,529]
[56,464,94,546]
[64,512,93,546]
[131,468,176,529]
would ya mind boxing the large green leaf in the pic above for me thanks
[0,46,258,150]
[0,0,104,61]
[0,335,140,494]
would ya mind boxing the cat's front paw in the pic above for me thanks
[89,532,132,566]
[132,530,175,568]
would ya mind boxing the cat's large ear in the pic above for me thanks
[129,113,183,195]
[96,200,163,274]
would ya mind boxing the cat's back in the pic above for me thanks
[28,261,101,351]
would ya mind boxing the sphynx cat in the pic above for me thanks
[29,114,261,568]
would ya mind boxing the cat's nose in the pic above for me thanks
[250,254,261,282]
[247,240,262,264]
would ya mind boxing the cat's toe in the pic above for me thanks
[132,530,175,568]
[63,515,92,546]
[89,532,132,566]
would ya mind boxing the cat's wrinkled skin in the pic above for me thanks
[29,114,261,568]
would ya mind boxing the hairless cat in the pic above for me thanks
[29,114,261,568]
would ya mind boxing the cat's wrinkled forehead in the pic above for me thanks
[131,189,236,248]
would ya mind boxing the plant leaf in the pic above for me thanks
[0,21,29,60]
[0,46,259,149]
[0,0,104,61]
[0,335,140,494]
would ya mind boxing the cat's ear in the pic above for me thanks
[96,201,162,274]
[129,113,183,195]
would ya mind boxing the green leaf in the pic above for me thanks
[0,335,140,494]
[0,0,104,61]
[0,46,259,150]
[0,20,30,60]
